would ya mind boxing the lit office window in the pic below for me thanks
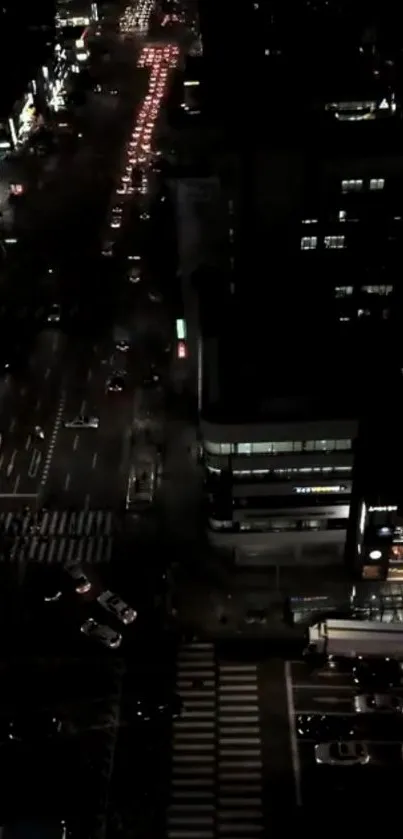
[341,179,363,193]
[324,235,345,249]
[369,178,385,191]
[361,285,393,295]
[334,286,353,297]
[304,440,352,452]
[301,236,317,250]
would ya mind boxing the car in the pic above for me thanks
[116,340,130,352]
[354,693,403,714]
[8,711,62,743]
[148,291,162,303]
[127,253,141,262]
[64,563,91,594]
[64,415,99,429]
[110,216,121,229]
[97,590,137,625]
[81,618,122,649]
[129,267,141,283]
[47,303,61,323]
[296,714,358,741]
[352,658,401,689]
[315,741,370,766]
[102,241,114,256]
[106,374,125,392]
[31,565,63,604]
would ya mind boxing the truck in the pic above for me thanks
[305,618,403,661]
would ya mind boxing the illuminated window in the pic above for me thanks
[304,440,352,452]
[369,178,385,191]
[334,286,353,297]
[301,236,317,250]
[204,442,231,455]
[324,235,345,249]
[361,285,393,295]
[341,179,363,193]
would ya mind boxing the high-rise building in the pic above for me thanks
[0,0,55,115]
[193,0,403,570]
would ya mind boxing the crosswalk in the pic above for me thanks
[167,642,264,839]
[0,510,115,565]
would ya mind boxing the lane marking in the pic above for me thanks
[80,400,87,414]
[9,418,16,432]
[35,399,41,411]
[40,391,66,488]
[84,493,90,510]
[25,435,31,451]
[92,452,98,469]
[13,474,20,493]
[73,435,79,451]
[45,368,50,379]
[64,473,71,491]
[285,661,302,807]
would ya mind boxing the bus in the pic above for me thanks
[125,460,156,511]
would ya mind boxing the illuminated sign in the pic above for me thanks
[368,505,397,512]
[176,319,186,340]
[294,485,347,494]
[177,341,187,359]
[359,502,367,535]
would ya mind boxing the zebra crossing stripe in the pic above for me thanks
[0,510,115,564]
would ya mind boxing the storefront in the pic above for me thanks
[353,500,403,581]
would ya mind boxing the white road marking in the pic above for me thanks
[80,400,87,414]
[13,474,20,493]
[40,391,66,488]
[25,435,31,451]
[73,435,79,451]
[64,473,71,490]
[285,661,302,807]
[45,368,50,379]
[28,450,41,479]
[35,398,41,411]
[9,418,16,432]
[92,452,98,469]
[0,454,3,470]
[84,493,90,510]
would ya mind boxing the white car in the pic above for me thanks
[97,590,137,625]
[65,563,91,594]
[116,340,130,352]
[315,741,370,766]
[354,693,403,714]
[81,617,122,649]
[102,241,114,256]
[64,415,99,429]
